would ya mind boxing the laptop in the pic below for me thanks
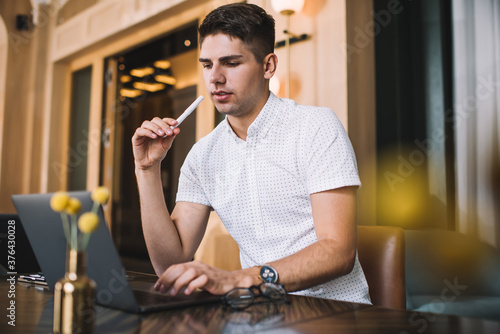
[12,191,221,313]
[0,214,41,274]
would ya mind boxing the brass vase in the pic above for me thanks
[53,248,96,334]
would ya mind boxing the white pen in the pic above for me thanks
[170,95,204,130]
[162,95,204,138]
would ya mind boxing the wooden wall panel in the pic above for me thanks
[0,16,7,198]
[0,0,39,213]
[346,0,377,226]
[51,0,189,62]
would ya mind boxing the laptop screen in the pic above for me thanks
[0,214,40,274]
[12,191,139,312]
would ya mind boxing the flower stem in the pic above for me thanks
[71,214,77,250]
[91,201,99,214]
[60,212,70,246]
[81,233,91,250]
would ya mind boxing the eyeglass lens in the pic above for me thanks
[259,283,286,301]
[225,283,286,309]
[225,288,255,309]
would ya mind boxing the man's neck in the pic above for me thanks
[226,114,256,141]
[226,92,270,141]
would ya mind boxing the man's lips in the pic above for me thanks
[212,91,231,102]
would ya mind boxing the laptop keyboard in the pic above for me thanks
[134,289,218,302]
[133,289,184,305]
[132,288,221,310]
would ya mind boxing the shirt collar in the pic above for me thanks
[224,92,281,142]
[246,92,280,142]
[222,92,281,143]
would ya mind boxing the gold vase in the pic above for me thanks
[53,248,96,334]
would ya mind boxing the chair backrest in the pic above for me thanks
[357,225,406,309]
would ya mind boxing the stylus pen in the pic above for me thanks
[170,95,204,130]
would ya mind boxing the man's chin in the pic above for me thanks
[213,104,232,115]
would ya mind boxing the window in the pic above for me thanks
[374,0,455,229]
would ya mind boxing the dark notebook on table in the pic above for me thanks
[12,191,221,313]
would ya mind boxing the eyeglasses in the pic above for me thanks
[222,283,288,310]
[224,302,285,327]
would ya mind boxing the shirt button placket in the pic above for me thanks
[247,139,264,239]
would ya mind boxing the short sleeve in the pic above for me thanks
[300,108,361,194]
[176,146,212,207]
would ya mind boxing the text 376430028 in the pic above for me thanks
[6,219,16,327]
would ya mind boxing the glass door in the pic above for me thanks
[100,23,199,268]
[68,66,92,191]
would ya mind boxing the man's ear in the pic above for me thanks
[263,53,278,79]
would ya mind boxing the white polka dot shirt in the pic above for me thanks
[177,92,371,304]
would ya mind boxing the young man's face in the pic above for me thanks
[199,33,271,120]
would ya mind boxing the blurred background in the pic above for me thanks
[0,0,499,320]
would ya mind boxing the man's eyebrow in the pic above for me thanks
[198,55,244,62]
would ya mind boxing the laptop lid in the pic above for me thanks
[12,191,142,313]
[0,214,41,274]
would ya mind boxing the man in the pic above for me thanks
[132,3,370,304]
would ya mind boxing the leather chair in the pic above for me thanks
[357,225,406,309]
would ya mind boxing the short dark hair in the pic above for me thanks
[198,3,275,62]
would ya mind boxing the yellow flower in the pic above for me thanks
[50,192,69,212]
[65,198,82,215]
[91,186,109,204]
[78,212,99,234]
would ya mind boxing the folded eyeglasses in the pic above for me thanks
[222,282,288,310]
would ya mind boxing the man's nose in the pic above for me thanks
[209,64,225,84]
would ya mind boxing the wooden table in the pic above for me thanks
[1,274,499,333]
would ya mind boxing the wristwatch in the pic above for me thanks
[259,264,279,283]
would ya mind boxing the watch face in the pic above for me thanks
[260,265,278,283]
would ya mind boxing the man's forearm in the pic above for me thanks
[278,237,355,292]
[135,166,187,275]
[238,237,356,292]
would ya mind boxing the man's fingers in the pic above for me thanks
[154,262,236,296]
[139,118,174,138]
[184,274,209,295]
[163,117,178,127]
[140,120,164,138]
[133,126,160,140]
[150,117,174,137]
[170,268,201,296]
[134,117,181,143]
[154,263,188,294]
